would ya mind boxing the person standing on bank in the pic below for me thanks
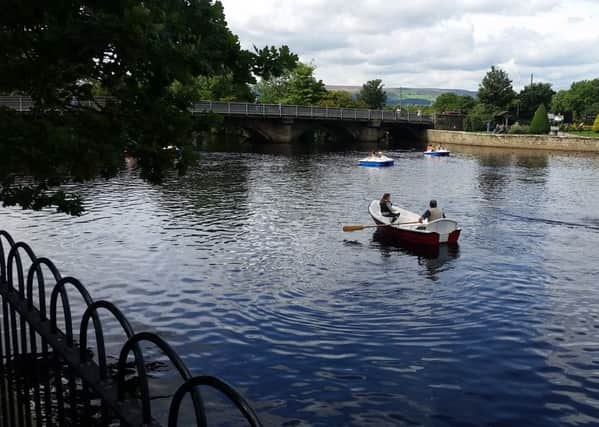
[380,193,401,223]
[419,199,445,223]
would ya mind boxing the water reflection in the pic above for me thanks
[371,229,460,279]
[4,139,599,426]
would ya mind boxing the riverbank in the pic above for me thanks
[426,129,599,152]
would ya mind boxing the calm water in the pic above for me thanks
[3,142,599,426]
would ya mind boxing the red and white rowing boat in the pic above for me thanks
[368,200,461,246]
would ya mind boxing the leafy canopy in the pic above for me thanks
[477,66,516,111]
[358,79,387,109]
[0,0,297,214]
[432,92,476,114]
[518,83,555,121]
[318,90,360,108]
[255,62,326,105]
[551,79,599,120]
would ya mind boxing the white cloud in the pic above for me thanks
[219,0,599,90]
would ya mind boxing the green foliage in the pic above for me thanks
[508,123,530,134]
[255,75,289,104]
[464,104,495,131]
[358,79,387,109]
[255,63,326,105]
[432,92,476,113]
[551,79,599,120]
[0,0,299,214]
[318,90,359,108]
[477,66,516,110]
[593,114,599,133]
[518,83,555,120]
[251,45,299,81]
[284,63,327,105]
[529,104,550,134]
[171,74,253,102]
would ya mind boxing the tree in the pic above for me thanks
[255,63,326,105]
[0,1,298,213]
[518,83,555,120]
[432,92,476,114]
[551,79,599,121]
[284,63,327,105]
[477,66,516,110]
[358,79,387,109]
[464,103,495,131]
[529,104,550,134]
[251,45,299,81]
[318,90,358,108]
[593,114,599,133]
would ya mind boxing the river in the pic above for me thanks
[2,141,599,426]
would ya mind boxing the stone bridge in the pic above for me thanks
[0,96,435,143]
[192,101,434,143]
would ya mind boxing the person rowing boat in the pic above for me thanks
[419,199,445,223]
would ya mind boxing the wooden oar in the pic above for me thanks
[342,222,419,232]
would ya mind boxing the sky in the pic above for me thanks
[218,0,599,91]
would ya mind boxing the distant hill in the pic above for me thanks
[326,85,477,106]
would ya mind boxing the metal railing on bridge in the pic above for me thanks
[0,230,263,427]
[0,96,434,125]
[192,101,434,124]
[0,96,112,112]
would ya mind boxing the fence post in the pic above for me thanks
[19,97,22,112]
[296,105,298,117]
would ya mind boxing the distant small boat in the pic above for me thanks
[424,149,450,157]
[359,154,394,167]
[368,200,460,246]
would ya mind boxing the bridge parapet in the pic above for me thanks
[0,96,434,126]
[192,101,434,125]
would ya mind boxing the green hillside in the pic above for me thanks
[326,85,477,106]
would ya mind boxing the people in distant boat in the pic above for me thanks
[380,193,400,223]
[418,199,446,223]
[376,151,383,158]
[427,144,434,152]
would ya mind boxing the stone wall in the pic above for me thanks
[426,130,599,152]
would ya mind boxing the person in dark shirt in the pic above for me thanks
[419,199,445,223]
[380,193,400,223]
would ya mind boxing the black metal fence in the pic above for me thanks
[434,113,465,131]
[0,230,262,426]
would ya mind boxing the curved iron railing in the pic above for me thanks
[0,230,263,427]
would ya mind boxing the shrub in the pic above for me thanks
[529,104,550,134]
[593,114,599,133]
[464,104,494,131]
[508,124,530,134]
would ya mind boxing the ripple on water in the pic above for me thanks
[3,147,599,426]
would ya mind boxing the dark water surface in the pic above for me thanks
[3,142,599,426]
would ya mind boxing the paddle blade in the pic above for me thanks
[342,224,366,232]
